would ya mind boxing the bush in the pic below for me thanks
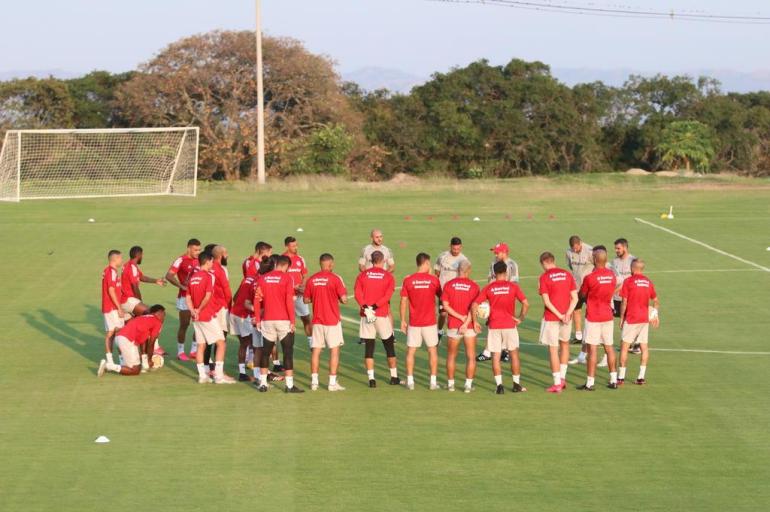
[289,124,354,176]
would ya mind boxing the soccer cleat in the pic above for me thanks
[476,352,492,362]
[630,344,642,354]
[368,379,377,388]
[546,383,562,393]
[501,350,511,362]
[97,359,107,377]
[285,385,305,394]
[464,385,474,393]
[495,384,505,394]
[447,383,455,392]
[607,382,618,389]
[267,372,284,382]
[214,375,237,384]
[328,383,346,392]
[576,383,595,391]
[569,355,587,365]
[570,336,582,345]
[512,382,527,393]
[635,378,646,385]
[272,364,285,373]
[389,376,401,385]
[597,355,608,368]
[257,384,269,392]
[177,353,190,362]
[617,378,625,386]
[561,379,567,390]
[429,382,441,391]
[238,373,253,382]
[154,346,167,356]
[311,383,319,391]
[198,376,213,384]
[407,382,415,391]
[188,351,197,359]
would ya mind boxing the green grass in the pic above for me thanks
[1,174,769,511]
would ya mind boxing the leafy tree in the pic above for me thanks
[65,71,134,128]
[289,124,354,176]
[656,120,715,172]
[0,77,74,138]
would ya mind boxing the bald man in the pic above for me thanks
[359,229,395,273]
[618,259,659,385]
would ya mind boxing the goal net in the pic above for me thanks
[0,127,199,201]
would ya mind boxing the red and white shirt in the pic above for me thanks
[538,267,577,321]
[303,271,347,326]
[212,261,232,311]
[187,269,216,322]
[101,265,122,313]
[442,277,480,329]
[242,256,261,278]
[354,267,395,318]
[400,273,442,327]
[284,252,308,292]
[120,260,143,302]
[118,314,163,346]
[231,276,257,319]
[255,270,295,323]
[580,267,617,322]
[475,281,527,329]
[620,274,657,324]
[168,254,198,298]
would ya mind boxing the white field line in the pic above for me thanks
[635,217,770,272]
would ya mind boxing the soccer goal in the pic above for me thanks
[0,127,199,201]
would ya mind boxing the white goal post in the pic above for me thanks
[0,127,199,201]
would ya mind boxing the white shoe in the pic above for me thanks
[598,355,608,368]
[407,382,415,391]
[447,383,455,392]
[568,357,580,365]
[430,383,441,391]
[328,383,346,392]
[215,374,237,384]
[198,376,212,384]
[464,385,474,393]
[311,383,319,391]
[97,359,107,377]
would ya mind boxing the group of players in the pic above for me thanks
[97,230,660,394]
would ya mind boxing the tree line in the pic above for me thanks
[1,30,768,178]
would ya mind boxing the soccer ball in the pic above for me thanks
[476,301,490,320]
[151,354,165,369]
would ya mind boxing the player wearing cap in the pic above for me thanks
[618,259,659,385]
[283,236,312,358]
[165,238,201,361]
[474,261,529,394]
[98,305,166,377]
[611,238,640,353]
[441,260,481,393]
[476,242,519,362]
[538,252,578,393]
[187,251,235,384]
[230,273,259,381]
[400,253,442,390]
[434,237,470,339]
[577,246,618,391]
[354,250,399,387]
[242,241,273,278]
[359,229,396,273]
[304,253,348,391]
[101,249,125,369]
[120,245,165,318]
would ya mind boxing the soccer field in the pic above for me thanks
[1,175,769,511]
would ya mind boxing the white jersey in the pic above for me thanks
[434,251,470,287]
[566,244,594,286]
[487,258,519,283]
[359,244,395,271]
[611,254,634,300]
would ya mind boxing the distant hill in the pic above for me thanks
[341,67,428,94]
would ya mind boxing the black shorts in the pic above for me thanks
[613,300,622,318]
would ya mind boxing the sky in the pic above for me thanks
[1,0,769,80]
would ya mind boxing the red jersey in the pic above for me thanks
[211,261,232,311]
[354,267,395,317]
[538,267,577,321]
[303,271,347,326]
[120,260,143,302]
[580,267,616,322]
[168,254,198,298]
[187,269,217,322]
[475,280,527,329]
[101,265,122,313]
[231,276,257,318]
[242,256,260,278]
[255,270,295,323]
[620,274,657,324]
[284,252,308,290]
[118,314,163,346]
[400,272,441,327]
[442,277,480,329]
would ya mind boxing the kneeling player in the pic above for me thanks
[618,259,659,385]
[442,260,481,392]
[98,305,166,377]
[474,261,529,394]
[354,250,399,387]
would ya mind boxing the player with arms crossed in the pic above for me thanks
[354,250,400,387]
[359,229,396,273]
[283,237,312,358]
[474,261,529,394]
[434,237,469,340]
[477,242,519,362]
[441,260,481,393]
[101,249,125,368]
[577,246,619,391]
[187,252,235,384]
[166,238,202,361]
[618,259,659,385]
[304,253,348,391]
[98,305,166,377]
[400,253,442,390]
[538,252,578,393]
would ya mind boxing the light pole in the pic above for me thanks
[255,0,266,184]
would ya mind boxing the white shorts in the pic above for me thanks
[311,323,344,349]
[116,335,141,367]
[176,296,189,312]
[229,314,254,337]
[103,310,124,332]
[446,327,477,340]
[585,320,614,346]
[215,308,229,332]
[252,330,264,348]
[294,296,310,317]
[260,320,292,342]
[621,323,649,344]
[121,297,141,315]
[193,320,223,345]
[539,320,572,347]
[359,317,394,340]
[487,328,520,352]
[406,325,439,348]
